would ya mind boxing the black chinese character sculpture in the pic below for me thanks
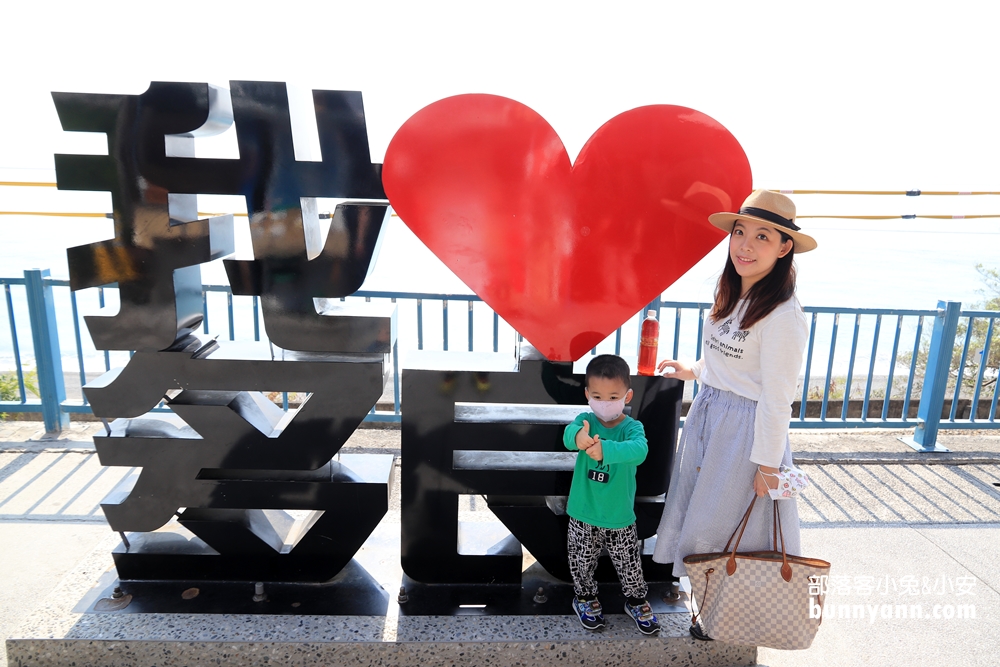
[56,81,395,586]
[398,344,680,613]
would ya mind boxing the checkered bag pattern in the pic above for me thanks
[683,499,831,650]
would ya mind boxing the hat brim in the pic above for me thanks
[707,212,817,253]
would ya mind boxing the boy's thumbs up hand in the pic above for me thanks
[585,438,603,462]
[575,420,594,450]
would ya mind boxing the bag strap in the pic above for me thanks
[722,498,757,554]
[690,566,715,628]
[772,499,778,551]
[724,497,757,575]
[774,499,792,582]
[723,496,793,581]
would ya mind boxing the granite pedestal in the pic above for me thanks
[5,521,756,667]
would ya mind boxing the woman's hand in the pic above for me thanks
[754,465,780,497]
[657,359,696,381]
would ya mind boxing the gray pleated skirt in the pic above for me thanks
[652,385,801,577]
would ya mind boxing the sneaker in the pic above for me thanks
[571,597,606,630]
[624,600,660,635]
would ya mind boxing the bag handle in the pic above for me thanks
[774,499,792,582]
[691,566,714,629]
[724,496,792,582]
[690,496,795,629]
[722,498,756,554]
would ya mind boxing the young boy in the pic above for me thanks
[563,354,659,635]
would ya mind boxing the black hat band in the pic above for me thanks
[738,206,801,232]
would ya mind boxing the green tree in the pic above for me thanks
[898,264,1000,403]
[956,264,1000,393]
[0,369,39,420]
[900,264,1000,398]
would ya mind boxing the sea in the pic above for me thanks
[2,168,999,380]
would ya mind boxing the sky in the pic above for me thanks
[5,0,1000,186]
[3,0,1000,308]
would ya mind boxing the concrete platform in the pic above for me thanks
[5,426,1000,666]
[4,530,754,667]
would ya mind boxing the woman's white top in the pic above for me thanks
[690,297,808,468]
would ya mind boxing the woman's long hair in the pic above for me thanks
[710,231,797,329]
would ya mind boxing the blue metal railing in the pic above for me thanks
[2,272,998,449]
[795,306,941,428]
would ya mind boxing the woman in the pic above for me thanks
[651,189,816,640]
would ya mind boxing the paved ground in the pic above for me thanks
[2,422,999,666]
[755,523,1000,667]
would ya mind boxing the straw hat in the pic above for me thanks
[708,190,817,253]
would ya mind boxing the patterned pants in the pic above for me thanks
[567,517,648,600]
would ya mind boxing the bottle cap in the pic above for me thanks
[647,310,657,318]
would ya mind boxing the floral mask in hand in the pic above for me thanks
[758,465,811,500]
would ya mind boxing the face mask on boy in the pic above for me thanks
[588,397,626,422]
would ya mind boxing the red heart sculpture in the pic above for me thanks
[383,95,751,361]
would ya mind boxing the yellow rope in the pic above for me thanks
[774,189,1000,196]
[0,211,249,218]
[0,210,995,220]
[0,181,58,188]
[3,181,1000,196]
[0,211,109,218]
[1,181,999,197]
[798,214,1000,220]
[0,178,996,222]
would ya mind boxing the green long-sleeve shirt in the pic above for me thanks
[562,412,648,529]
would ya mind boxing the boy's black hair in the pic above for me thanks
[585,354,631,390]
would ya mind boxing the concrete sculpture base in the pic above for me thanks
[5,525,756,667]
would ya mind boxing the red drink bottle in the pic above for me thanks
[638,310,659,376]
